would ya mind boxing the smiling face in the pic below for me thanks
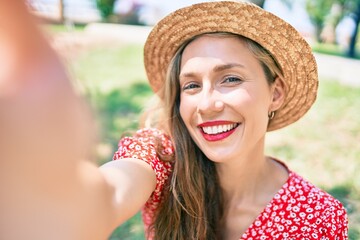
[178,34,284,163]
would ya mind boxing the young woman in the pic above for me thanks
[1,1,347,239]
[101,1,348,239]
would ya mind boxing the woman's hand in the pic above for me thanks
[0,1,154,239]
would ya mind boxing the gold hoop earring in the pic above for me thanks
[268,111,275,120]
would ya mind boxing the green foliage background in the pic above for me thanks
[96,0,116,19]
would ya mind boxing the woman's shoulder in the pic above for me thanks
[281,170,348,236]
[286,171,345,209]
[114,128,174,160]
[123,128,171,143]
[273,160,346,212]
[133,127,169,137]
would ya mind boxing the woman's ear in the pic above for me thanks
[269,77,286,111]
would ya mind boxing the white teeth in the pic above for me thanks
[202,123,238,135]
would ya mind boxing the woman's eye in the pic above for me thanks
[223,76,242,84]
[182,82,200,91]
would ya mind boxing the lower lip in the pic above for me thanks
[200,127,237,142]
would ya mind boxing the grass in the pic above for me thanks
[70,44,146,93]
[67,43,150,162]
[109,212,145,240]
[44,23,87,33]
[66,42,360,239]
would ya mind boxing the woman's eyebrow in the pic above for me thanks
[179,72,197,79]
[213,63,245,72]
[179,63,245,80]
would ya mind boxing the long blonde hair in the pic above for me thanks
[146,32,283,239]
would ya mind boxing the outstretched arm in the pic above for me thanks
[0,1,155,239]
[100,159,156,224]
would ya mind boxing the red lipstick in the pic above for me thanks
[198,121,239,142]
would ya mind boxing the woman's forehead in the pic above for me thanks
[180,35,259,70]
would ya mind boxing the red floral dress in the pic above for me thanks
[113,128,348,239]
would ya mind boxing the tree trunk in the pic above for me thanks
[249,0,265,8]
[59,0,64,23]
[347,1,360,58]
[315,22,323,42]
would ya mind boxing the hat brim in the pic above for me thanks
[144,1,318,131]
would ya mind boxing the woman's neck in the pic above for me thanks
[217,154,289,240]
[216,152,288,207]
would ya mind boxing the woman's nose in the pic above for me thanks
[196,90,224,114]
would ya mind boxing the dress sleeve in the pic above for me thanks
[319,198,348,239]
[112,128,174,204]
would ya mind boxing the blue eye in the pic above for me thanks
[182,82,200,91]
[223,76,243,84]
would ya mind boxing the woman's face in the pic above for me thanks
[179,35,283,163]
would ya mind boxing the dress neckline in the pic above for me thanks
[238,158,293,239]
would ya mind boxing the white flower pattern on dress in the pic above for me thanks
[113,128,348,239]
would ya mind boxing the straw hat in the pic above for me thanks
[144,1,318,131]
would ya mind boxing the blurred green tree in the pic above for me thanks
[96,0,116,19]
[306,0,359,58]
[306,0,338,42]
